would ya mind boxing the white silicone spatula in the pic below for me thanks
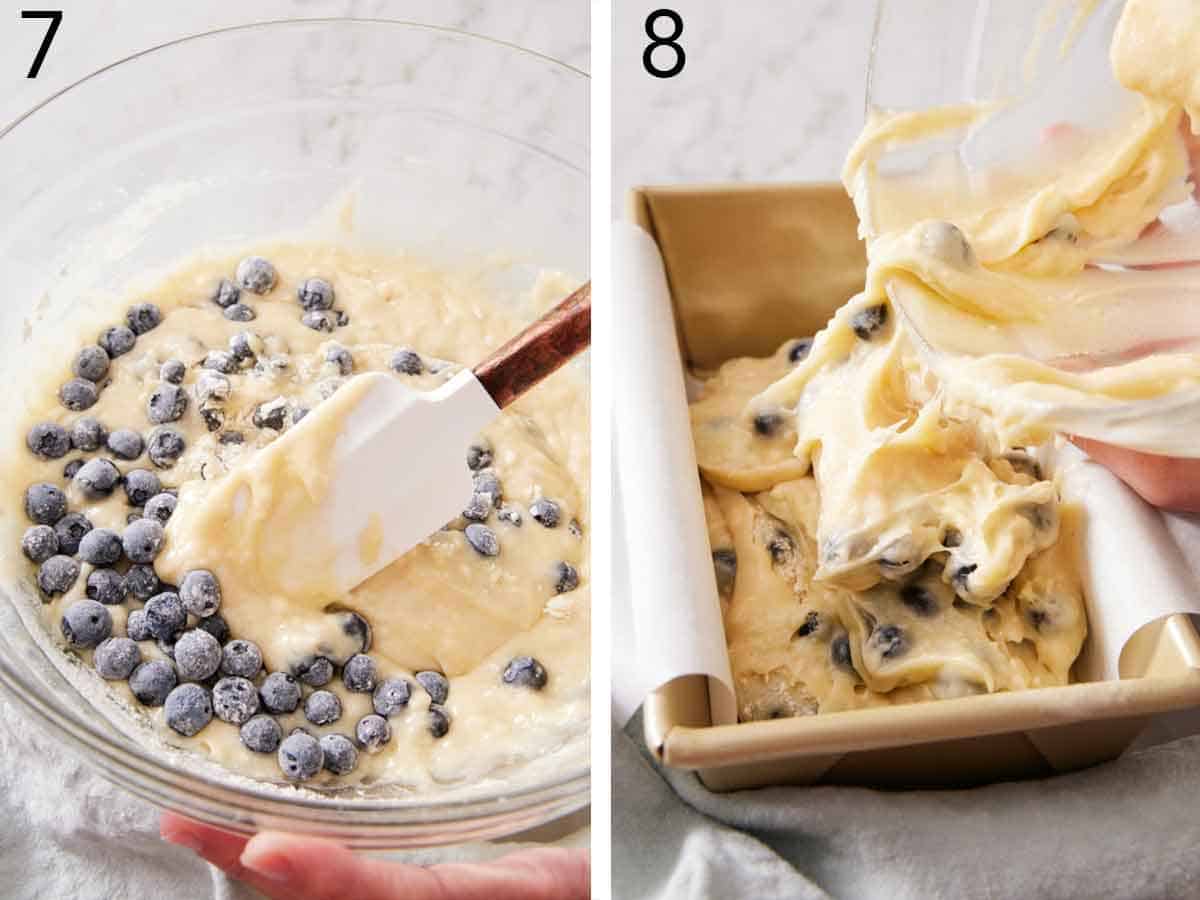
[208,282,589,595]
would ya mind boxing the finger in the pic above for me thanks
[239,831,589,900]
[1071,437,1200,512]
[160,813,285,896]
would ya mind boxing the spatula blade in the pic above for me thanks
[308,369,500,592]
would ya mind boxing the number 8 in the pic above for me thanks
[643,9,685,79]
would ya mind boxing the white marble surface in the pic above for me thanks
[612,0,875,213]
[0,0,588,132]
[0,4,587,898]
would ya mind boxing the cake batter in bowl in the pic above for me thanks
[0,20,589,847]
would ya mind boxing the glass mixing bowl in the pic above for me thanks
[0,19,588,848]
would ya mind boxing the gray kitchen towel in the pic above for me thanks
[0,690,582,900]
[615,711,1200,900]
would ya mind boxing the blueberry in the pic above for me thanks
[229,331,258,363]
[98,325,136,358]
[341,654,377,693]
[252,400,288,431]
[554,561,579,594]
[870,624,908,659]
[124,611,152,644]
[297,277,335,311]
[160,359,186,384]
[260,672,301,714]
[142,492,176,525]
[143,591,185,640]
[712,548,737,594]
[462,494,492,522]
[338,611,372,654]
[951,563,978,593]
[465,523,499,557]
[211,676,260,725]
[1003,450,1042,480]
[123,564,159,601]
[94,636,141,680]
[768,531,795,565]
[325,345,353,375]
[301,310,336,332]
[61,599,112,648]
[372,678,411,717]
[174,629,222,681]
[390,348,423,375]
[147,383,187,424]
[236,256,277,294]
[128,660,177,707]
[163,683,212,736]
[335,310,350,327]
[147,427,186,468]
[304,689,342,726]
[292,655,333,687]
[179,569,221,618]
[291,408,309,425]
[415,670,449,705]
[503,656,547,690]
[21,525,58,563]
[530,499,561,528]
[122,471,160,509]
[79,528,123,566]
[126,303,162,335]
[198,407,224,433]
[26,422,70,459]
[795,610,821,638]
[497,505,523,527]
[900,584,938,617]
[355,714,391,753]
[201,350,236,375]
[223,303,256,322]
[196,613,230,644]
[240,714,282,753]
[60,378,99,411]
[320,733,358,775]
[788,338,814,364]
[851,304,889,340]
[122,519,164,564]
[38,555,80,597]
[922,221,974,264]
[220,639,263,679]
[753,412,784,437]
[70,417,107,452]
[63,459,85,479]
[278,731,323,780]
[196,371,231,404]
[830,634,855,672]
[472,470,502,505]
[85,567,126,605]
[466,442,493,471]
[211,278,241,308]
[73,345,110,382]
[428,705,451,739]
[107,429,145,461]
[218,430,245,445]
[53,513,92,554]
[74,458,119,499]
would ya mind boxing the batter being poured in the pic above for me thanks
[695,0,1200,719]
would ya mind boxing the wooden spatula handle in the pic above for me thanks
[473,282,591,409]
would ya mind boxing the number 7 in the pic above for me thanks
[22,10,62,79]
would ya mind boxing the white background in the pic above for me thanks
[611,1,876,213]
[0,0,589,131]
